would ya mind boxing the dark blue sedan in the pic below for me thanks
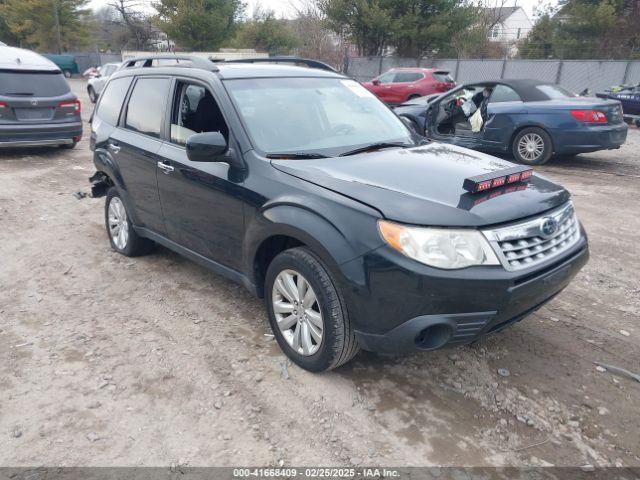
[394,79,628,165]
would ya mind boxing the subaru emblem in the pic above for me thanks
[540,217,558,238]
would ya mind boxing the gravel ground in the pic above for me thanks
[1,79,638,467]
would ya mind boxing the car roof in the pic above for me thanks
[464,79,558,102]
[215,63,343,79]
[0,46,60,72]
[389,67,443,73]
[112,61,344,81]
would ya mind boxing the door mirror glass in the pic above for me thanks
[186,132,228,162]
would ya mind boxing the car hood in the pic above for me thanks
[271,143,570,227]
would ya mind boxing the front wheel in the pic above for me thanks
[104,187,154,257]
[265,247,359,372]
[512,127,553,165]
[63,70,72,78]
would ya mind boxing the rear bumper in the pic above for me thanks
[0,121,82,147]
[342,237,589,354]
[553,123,627,154]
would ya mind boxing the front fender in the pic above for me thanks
[244,202,384,290]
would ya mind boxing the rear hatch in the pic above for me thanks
[432,71,456,91]
[0,70,79,125]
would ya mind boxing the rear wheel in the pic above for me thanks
[63,70,72,78]
[512,127,553,165]
[104,187,154,257]
[265,247,359,372]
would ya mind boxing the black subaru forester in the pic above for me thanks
[89,55,589,372]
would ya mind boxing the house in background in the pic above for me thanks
[485,6,533,43]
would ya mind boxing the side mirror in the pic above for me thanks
[186,132,227,162]
[372,79,380,86]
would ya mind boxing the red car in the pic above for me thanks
[363,68,456,104]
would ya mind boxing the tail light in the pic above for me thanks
[59,100,81,114]
[0,102,7,109]
[571,109,607,123]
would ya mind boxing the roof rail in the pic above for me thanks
[119,54,219,72]
[222,56,337,72]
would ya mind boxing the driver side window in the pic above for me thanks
[170,82,229,147]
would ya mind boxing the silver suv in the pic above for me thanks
[87,63,120,103]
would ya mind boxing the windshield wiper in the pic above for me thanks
[339,142,411,157]
[266,152,328,159]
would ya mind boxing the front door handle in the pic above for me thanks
[157,161,174,174]
[107,142,120,154]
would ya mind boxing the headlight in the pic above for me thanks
[378,220,500,269]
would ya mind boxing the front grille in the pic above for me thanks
[482,202,581,271]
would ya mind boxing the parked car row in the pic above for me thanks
[0,49,616,371]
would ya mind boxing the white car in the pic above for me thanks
[87,63,120,103]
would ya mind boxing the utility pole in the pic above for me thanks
[52,0,62,54]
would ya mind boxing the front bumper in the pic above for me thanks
[0,121,82,147]
[553,123,627,154]
[341,236,589,354]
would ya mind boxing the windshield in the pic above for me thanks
[0,71,69,97]
[536,84,576,99]
[224,77,413,156]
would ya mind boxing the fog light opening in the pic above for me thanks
[414,323,453,350]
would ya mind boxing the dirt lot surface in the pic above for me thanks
[1,79,639,468]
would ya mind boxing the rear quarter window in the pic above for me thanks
[433,72,454,83]
[489,85,522,103]
[0,71,70,97]
[95,77,133,126]
[124,77,171,138]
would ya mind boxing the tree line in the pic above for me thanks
[0,0,638,61]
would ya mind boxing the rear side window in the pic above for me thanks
[394,72,423,83]
[0,71,70,97]
[124,78,171,138]
[489,85,522,103]
[95,77,133,126]
[433,72,454,83]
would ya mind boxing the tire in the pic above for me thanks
[60,141,77,149]
[63,70,72,78]
[512,127,553,165]
[88,87,98,103]
[104,187,154,257]
[407,93,421,101]
[265,247,359,372]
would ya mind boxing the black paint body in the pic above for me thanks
[90,65,589,353]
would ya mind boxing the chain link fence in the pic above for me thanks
[345,57,640,93]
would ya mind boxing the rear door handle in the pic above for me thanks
[107,142,120,154]
[157,161,174,174]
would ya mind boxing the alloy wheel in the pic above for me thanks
[518,133,545,162]
[272,269,324,356]
[108,197,129,250]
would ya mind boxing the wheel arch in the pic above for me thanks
[246,205,358,298]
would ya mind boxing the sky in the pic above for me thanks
[88,0,552,26]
